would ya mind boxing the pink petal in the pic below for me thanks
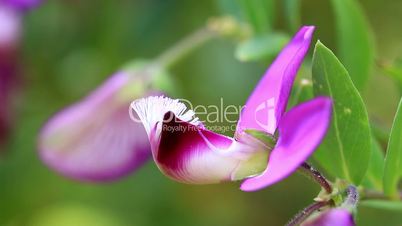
[39,72,152,182]
[0,4,21,47]
[154,112,268,184]
[241,97,332,191]
[303,209,355,226]
[237,26,315,135]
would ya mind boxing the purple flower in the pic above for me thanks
[302,209,355,226]
[1,0,42,11]
[0,0,42,149]
[131,26,332,191]
[0,0,41,45]
[0,3,21,48]
[0,0,42,54]
[0,0,42,45]
[0,0,37,147]
[38,71,154,182]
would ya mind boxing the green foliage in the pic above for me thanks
[244,129,276,149]
[121,60,180,96]
[371,122,391,148]
[2,1,402,225]
[383,98,402,198]
[284,0,301,32]
[358,200,402,226]
[237,0,275,34]
[330,0,375,91]
[219,0,279,64]
[361,200,402,212]
[235,33,289,62]
[380,57,402,93]
[362,138,385,190]
[218,0,275,34]
[288,68,314,108]
[217,0,244,21]
[28,204,129,226]
[312,41,372,185]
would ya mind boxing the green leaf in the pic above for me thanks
[383,98,402,198]
[284,0,301,32]
[362,137,385,190]
[361,200,402,212]
[312,41,372,185]
[235,33,289,62]
[237,0,275,34]
[330,0,375,91]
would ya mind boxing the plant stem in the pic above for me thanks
[286,201,332,226]
[155,27,216,69]
[298,162,333,194]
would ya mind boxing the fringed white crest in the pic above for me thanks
[130,96,201,136]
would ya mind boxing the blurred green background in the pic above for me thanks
[1,0,402,225]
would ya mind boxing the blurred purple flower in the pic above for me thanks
[1,0,41,11]
[39,71,155,182]
[302,209,355,226]
[0,48,18,146]
[0,0,40,147]
[0,3,21,47]
[131,26,332,191]
[0,0,42,45]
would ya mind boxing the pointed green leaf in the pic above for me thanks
[383,98,402,198]
[330,0,375,91]
[312,41,372,185]
[235,33,289,62]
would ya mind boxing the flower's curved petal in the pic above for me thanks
[154,111,268,184]
[237,26,315,135]
[241,97,332,191]
[2,0,42,11]
[303,209,355,226]
[39,72,152,182]
[131,96,269,184]
[130,96,202,149]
